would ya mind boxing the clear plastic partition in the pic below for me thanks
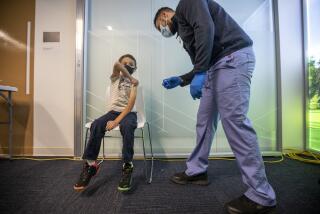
[84,0,278,157]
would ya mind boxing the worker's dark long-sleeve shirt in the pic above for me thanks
[175,0,253,86]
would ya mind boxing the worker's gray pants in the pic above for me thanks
[186,47,276,206]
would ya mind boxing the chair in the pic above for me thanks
[84,86,154,183]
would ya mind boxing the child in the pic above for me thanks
[74,54,139,192]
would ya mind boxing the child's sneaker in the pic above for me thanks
[73,161,99,192]
[118,162,134,192]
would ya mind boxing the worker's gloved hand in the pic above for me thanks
[190,71,206,99]
[162,76,182,89]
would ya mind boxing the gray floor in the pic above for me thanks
[0,158,319,214]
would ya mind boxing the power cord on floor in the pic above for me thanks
[263,154,284,163]
[11,157,77,161]
[8,149,320,165]
[283,149,320,164]
[9,155,279,163]
[11,157,116,161]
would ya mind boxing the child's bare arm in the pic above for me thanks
[111,62,139,86]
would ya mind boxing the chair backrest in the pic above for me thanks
[106,85,146,124]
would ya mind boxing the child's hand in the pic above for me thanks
[130,77,139,86]
[106,121,119,131]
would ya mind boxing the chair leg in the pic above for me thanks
[97,137,105,166]
[146,122,154,184]
[84,128,89,153]
[141,128,148,183]
[8,92,13,160]
[102,137,105,160]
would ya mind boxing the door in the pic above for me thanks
[0,0,35,155]
[304,0,320,152]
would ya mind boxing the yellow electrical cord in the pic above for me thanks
[12,157,77,161]
[283,149,320,164]
[263,154,284,163]
[11,157,119,161]
[9,155,279,163]
[9,149,320,165]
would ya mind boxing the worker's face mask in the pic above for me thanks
[125,64,136,75]
[160,17,174,38]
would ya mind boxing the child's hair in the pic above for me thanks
[118,54,137,67]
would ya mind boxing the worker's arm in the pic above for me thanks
[111,62,139,86]
[106,85,138,131]
[179,69,195,87]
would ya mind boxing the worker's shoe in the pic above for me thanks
[118,162,134,192]
[225,195,277,214]
[73,161,99,192]
[170,171,210,186]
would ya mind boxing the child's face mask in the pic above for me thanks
[125,64,136,75]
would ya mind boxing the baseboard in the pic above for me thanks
[0,147,73,156]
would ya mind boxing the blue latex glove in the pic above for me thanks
[162,76,182,89]
[190,71,206,99]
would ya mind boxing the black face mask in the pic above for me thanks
[170,15,178,35]
[125,64,135,75]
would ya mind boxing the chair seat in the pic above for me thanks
[85,121,145,130]
[85,122,92,129]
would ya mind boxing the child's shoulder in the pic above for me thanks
[110,75,120,83]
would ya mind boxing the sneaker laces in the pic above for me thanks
[121,164,133,182]
[79,164,90,181]
[80,163,97,182]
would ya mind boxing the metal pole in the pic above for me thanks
[8,91,13,159]
[74,0,86,157]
